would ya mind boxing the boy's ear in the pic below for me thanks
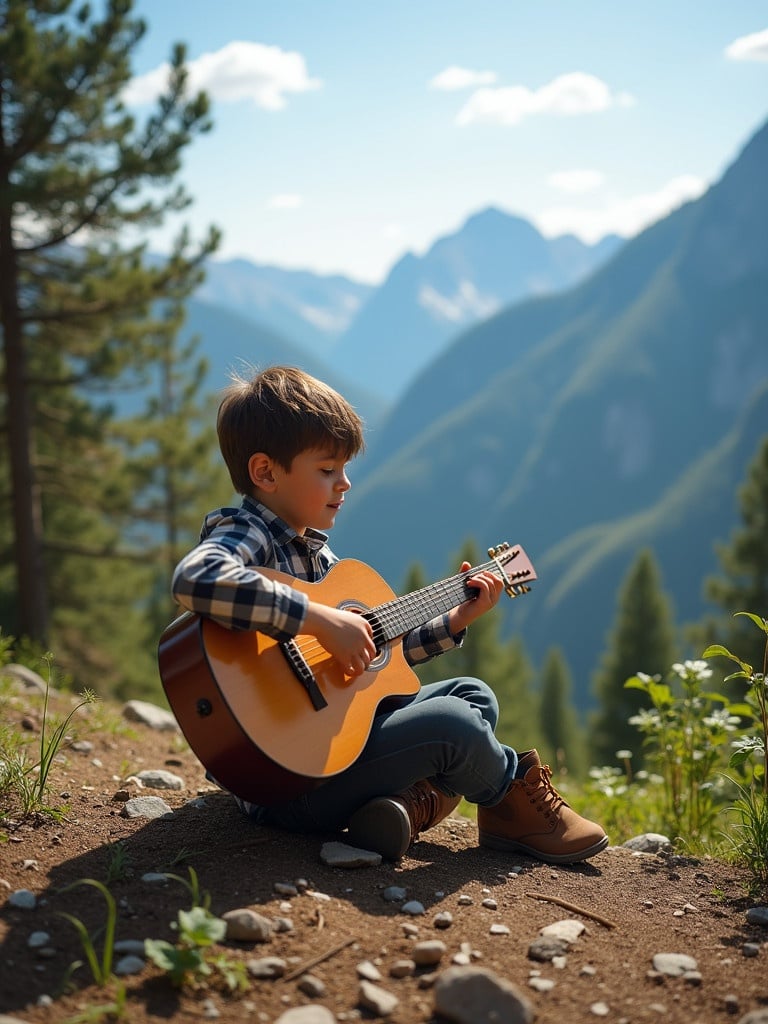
[248,452,277,492]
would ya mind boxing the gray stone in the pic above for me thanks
[434,965,534,1024]
[358,980,399,1016]
[652,952,698,975]
[402,900,425,915]
[746,906,768,927]
[3,664,47,693]
[319,841,382,867]
[114,955,145,976]
[120,796,173,820]
[382,886,407,902]
[246,956,287,979]
[623,833,672,853]
[222,908,273,942]
[529,936,570,961]
[413,940,447,966]
[274,1007,336,1024]
[122,699,179,732]
[7,889,36,910]
[736,1012,768,1024]
[540,919,586,945]
[135,769,184,790]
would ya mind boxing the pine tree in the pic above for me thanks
[113,309,230,639]
[0,0,219,652]
[538,646,587,778]
[703,436,768,673]
[590,548,678,767]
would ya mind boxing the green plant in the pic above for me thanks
[625,659,750,846]
[703,612,768,886]
[144,867,248,993]
[104,842,132,886]
[65,984,127,1023]
[58,879,118,987]
[2,655,99,820]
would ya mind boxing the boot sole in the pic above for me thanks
[347,798,412,860]
[479,832,609,864]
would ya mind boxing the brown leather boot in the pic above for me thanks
[478,750,608,864]
[347,780,461,860]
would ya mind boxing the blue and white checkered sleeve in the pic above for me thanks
[171,520,307,640]
[402,615,466,666]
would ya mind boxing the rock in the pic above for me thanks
[7,889,36,910]
[737,1012,768,1024]
[382,886,407,902]
[3,664,48,693]
[319,841,381,867]
[623,833,672,853]
[120,796,173,820]
[433,911,453,929]
[246,957,287,979]
[122,699,179,731]
[222,908,273,942]
[134,769,184,790]
[297,974,326,997]
[652,952,698,975]
[540,919,586,945]
[433,965,535,1024]
[356,960,382,981]
[528,936,569,961]
[358,979,399,1016]
[402,900,426,915]
[390,960,416,978]
[114,955,145,976]
[274,1007,336,1024]
[746,906,768,927]
[413,940,447,966]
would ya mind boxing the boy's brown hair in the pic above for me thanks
[217,365,365,494]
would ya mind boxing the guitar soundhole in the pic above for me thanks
[196,698,213,717]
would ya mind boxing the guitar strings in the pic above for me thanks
[287,556,524,665]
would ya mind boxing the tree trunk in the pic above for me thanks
[0,191,50,644]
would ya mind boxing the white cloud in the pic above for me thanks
[418,281,500,324]
[124,41,321,110]
[725,27,768,61]
[267,194,303,209]
[548,169,605,194]
[429,66,498,91]
[456,72,635,126]
[536,174,707,242]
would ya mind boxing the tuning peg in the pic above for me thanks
[487,546,497,558]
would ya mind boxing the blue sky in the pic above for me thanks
[127,1,768,283]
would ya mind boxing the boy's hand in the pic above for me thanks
[303,601,377,677]
[448,560,504,633]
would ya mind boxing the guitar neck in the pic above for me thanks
[365,559,498,643]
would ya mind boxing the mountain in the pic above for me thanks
[331,119,768,708]
[196,259,373,358]
[329,208,622,400]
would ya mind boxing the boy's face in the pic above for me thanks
[255,448,351,535]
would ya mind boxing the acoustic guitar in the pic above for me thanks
[158,543,536,805]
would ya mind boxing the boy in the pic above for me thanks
[171,365,608,863]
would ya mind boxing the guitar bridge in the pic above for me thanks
[280,639,328,711]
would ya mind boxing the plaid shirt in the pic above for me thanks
[172,496,462,666]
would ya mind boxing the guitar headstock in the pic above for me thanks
[488,542,538,599]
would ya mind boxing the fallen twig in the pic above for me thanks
[526,891,617,929]
[283,936,357,981]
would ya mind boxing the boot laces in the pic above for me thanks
[400,782,441,835]
[524,764,565,818]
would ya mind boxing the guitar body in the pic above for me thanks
[158,560,420,806]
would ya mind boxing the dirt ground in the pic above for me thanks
[1,694,768,1024]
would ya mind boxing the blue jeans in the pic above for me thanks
[252,677,518,833]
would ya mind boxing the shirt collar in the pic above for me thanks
[242,495,329,552]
